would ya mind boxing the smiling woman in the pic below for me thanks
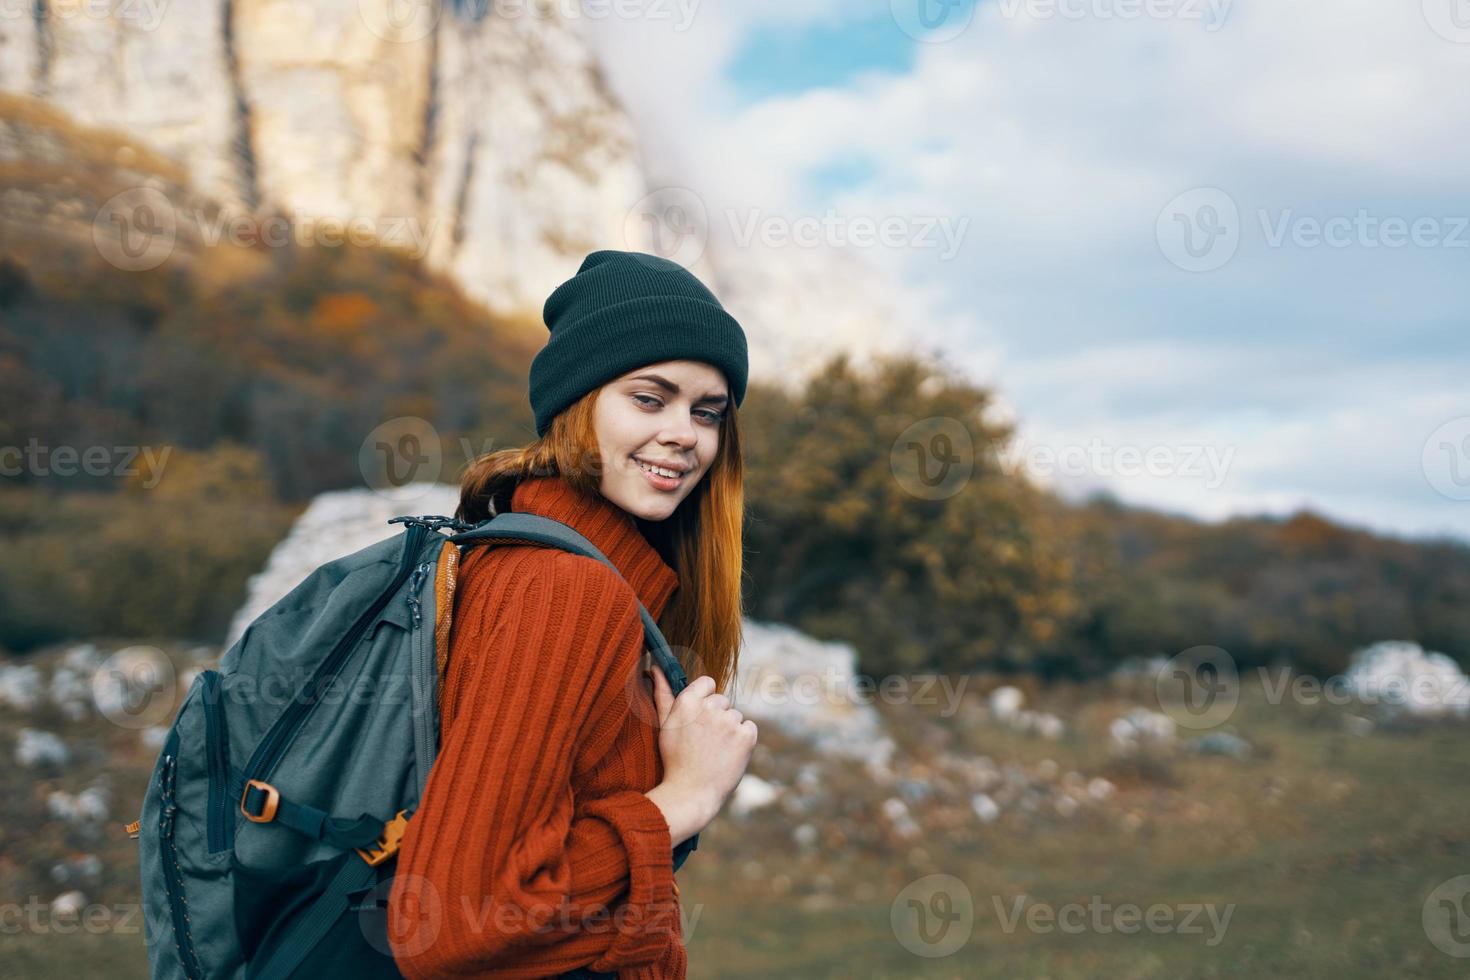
[599,363,731,519]
[386,250,758,980]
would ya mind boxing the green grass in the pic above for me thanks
[5,666,1467,978]
[672,675,1470,978]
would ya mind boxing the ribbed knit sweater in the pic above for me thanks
[387,474,687,979]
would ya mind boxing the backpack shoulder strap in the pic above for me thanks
[448,513,691,695]
[448,512,701,872]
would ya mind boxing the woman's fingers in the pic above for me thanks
[648,660,673,722]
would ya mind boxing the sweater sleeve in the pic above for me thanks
[386,552,683,978]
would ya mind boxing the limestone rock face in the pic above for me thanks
[1,1,651,317]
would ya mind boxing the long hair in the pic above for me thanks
[455,386,746,695]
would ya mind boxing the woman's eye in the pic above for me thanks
[633,394,723,425]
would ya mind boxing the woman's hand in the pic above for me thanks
[644,668,757,841]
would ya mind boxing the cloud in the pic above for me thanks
[582,0,1470,542]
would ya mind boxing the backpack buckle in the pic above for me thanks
[241,779,281,823]
[357,809,412,867]
[389,515,477,533]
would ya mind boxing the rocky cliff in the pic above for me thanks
[0,0,652,316]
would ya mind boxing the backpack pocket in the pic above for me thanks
[156,728,206,979]
[139,671,246,980]
[232,848,405,979]
[202,669,237,854]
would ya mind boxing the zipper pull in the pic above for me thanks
[158,754,177,837]
[406,561,430,628]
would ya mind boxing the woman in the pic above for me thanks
[387,250,759,979]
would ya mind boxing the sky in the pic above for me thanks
[581,0,1470,544]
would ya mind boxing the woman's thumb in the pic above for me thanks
[648,661,673,721]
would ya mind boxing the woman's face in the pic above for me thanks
[593,359,729,521]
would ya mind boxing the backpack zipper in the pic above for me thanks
[201,670,233,852]
[241,523,430,787]
[406,560,431,629]
[158,745,203,979]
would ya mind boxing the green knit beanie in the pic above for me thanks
[529,250,749,437]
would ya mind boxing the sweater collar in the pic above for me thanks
[510,474,680,619]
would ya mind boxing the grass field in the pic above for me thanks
[4,649,1467,979]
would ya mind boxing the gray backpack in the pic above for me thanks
[134,512,699,980]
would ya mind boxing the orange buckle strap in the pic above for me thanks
[241,779,281,823]
[357,809,412,867]
[125,819,141,839]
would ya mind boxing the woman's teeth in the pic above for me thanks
[636,458,681,479]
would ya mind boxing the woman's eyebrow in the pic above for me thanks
[630,374,729,405]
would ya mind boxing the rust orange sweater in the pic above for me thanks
[387,474,687,979]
